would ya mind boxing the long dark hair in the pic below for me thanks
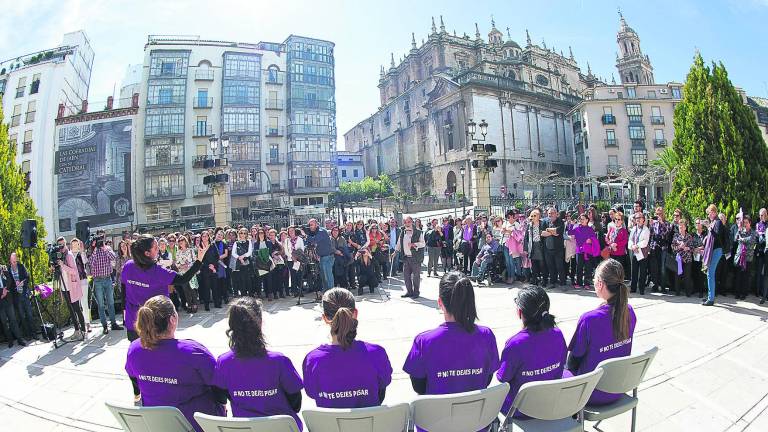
[131,235,156,270]
[135,295,176,349]
[515,286,556,332]
[322,288,357,349]
[226,297,267,358]
[439,272,477,332]
[594,259,630,341]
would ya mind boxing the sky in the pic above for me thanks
[1,0,766,147]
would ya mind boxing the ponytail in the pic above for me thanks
[439,272,477,332]
[515,285,556,332]
[131,235,157,270]
[135,295,176,349]
[322,288,358,349]
[594,259,630,341]
[227,297,267,358]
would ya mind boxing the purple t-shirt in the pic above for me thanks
[303,340,392,408]
[121,260,176,331]
[403,322,500,395]
[214,350,304,430]
[125,338,224,431]
[497,327,567,416]
[567,303,637,405]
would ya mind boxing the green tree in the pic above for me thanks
[664,53,768,221]
[0,107,49,285]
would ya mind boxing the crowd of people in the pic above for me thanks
[125,259,633,431]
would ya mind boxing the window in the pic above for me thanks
[267,66,280,83]
[647,90,656,99]
[145,107,185,136]
[626,104,642,116]
[222,107,259,134]
[161,62,176,76]
[605,129,616,146]
[585,156,591,174]
[608,155,619,171]
[353,169,359,177]
[21,160,30,173]
[341,169,347,178]
[11,104,21,127]
[9,133,17,149]
[626,87,636,98]
[617,92,624,99]
[25,100,35,123]
[651,106,661,117]
[15,77,26,98]
[654,129,666,146]
[197,89,209,107]
[145,137,184,167]
[603,107,612,115]
[671,87,681,99]
[30,73,40,94]
[222,80,259,105]
[147,82,185,105]
[158,88,172,104]
[631,149,648,166]
[269,144,279,161]
[145,203,172,222]
[145,171,185,199]
[629,126,645,139]
[383,110,391,126]
[229,136,260,161]
[651,106,664,124]
[22,130,33,153]
[149,53,189,77]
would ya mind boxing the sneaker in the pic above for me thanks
[111,323,124,331]
[702,300,714,306]
[103,326,110,335]
[584,285,593,290]
[17,339,27,347]
[573,284,582,289]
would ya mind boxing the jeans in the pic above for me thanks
[707,248,723,302]
[320,255,335,291]
[13,293,35,338]
[93,277,117,327]
[471,258,491,279]
[503,248,514,279]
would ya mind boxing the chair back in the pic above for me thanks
[194,413,300,432]
[302,403,409,432]
[510,369,603,420]
[410,383,509,432]
[105,402,194,432]
[594,346,658,394]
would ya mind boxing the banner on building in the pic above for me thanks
[55,118,133,232]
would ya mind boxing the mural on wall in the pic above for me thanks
[55,118,133,232]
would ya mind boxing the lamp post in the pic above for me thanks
[452,183,457,218]
[519,167,525,204]
[465,118,496,211]
[460,165,466,217]
[208,135,230,227]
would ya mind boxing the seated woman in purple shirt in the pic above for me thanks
[121,235,207,402]
[125,296,224,432]
[565,258,637,405]
[213,297,304,429]
[497,286,566,418]
[404,272,500,396]
[303,288,393,408]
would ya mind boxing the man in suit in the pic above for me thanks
[395,216,426,298]
[1,260,27,348]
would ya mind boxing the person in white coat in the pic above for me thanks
[284,226,305,297]
[628,212,651,295]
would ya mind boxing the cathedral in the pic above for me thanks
[343,17,604,200]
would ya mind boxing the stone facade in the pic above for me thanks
[344,18,600,201]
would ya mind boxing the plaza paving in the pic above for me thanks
[1,272,768,432]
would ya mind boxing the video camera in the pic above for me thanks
[89,234,105,249]
[47,243,65,273]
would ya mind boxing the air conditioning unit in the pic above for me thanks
[660,89,668,94]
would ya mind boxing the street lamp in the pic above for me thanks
[460,165,466,216]
[519,168,525,202]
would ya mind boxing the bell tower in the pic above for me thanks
[615,11,654,85]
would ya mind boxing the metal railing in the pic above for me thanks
[193,124,213,137]
[193,97,213,108]
[266,126,284,136]
[628,115,643,125]
[631,139,646,148]
[264,70,285,84]
[193,184,211,196]
[145,186,185,201]
[287,124,334,135]
[288,151,335,163]
[601,114,616,125]
[289,98,335,110]
[10,114,20,127]
[192,155,208,168]
[651,116,665,125]
[604,138,618,147]
[147,95,185,106]
[653,139,667,147]
[25,111,35,123]
[194,70,214,80]
[289,177,337,192]
[266,154,285,164]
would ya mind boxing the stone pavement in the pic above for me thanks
[1,272,767,432]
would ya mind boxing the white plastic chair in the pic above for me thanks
[410,383,509,432]
[302,403,410,432]
[499,369,604,432]
[105,401,195,432]
[582,346,659,432]
[194,412,301,432]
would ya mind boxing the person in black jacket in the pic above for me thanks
[0,262,26,348]
[7,253,35,339]
[541,207,566,288]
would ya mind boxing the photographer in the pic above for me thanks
[88,236,122,334]
[1,260,27,348]
[52,237,87,341]
[306,219,334,291]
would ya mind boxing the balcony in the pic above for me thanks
[264,70,285,85]
[653,139,667,147]
[144,186,185,202]
[289,98,335,110]
[628,115,643,125]
[192,155,208,168]
[270,180,288,192]
[25,111,35,123]
[266,126,284,137]
[601,114,616,125]
[289,176,337,193]
[287,124,334,136]
[193,97,213,109]
[264,99,284,110]
[651,116,665,125]
[147,95,185,106]
[193,124,213,137]
[288,151,335,163]
[22,140,32,154]
[193,184,211,196]
[604,138,618,147]
[266,154,285,164]
[631,139,646,148]
[10,114,20,127]
[195,70,215,81]
[572,120,582,132]
[607,164,620,175]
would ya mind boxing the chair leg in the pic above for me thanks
[595,420,602,429]
[631,406,637,432]
[579,409,585,432]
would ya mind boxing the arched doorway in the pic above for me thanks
[446,171,457,193]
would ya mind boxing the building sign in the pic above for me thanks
[55,118,133,232]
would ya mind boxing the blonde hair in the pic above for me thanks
[706,204,718,214]
[135,296,176,349]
